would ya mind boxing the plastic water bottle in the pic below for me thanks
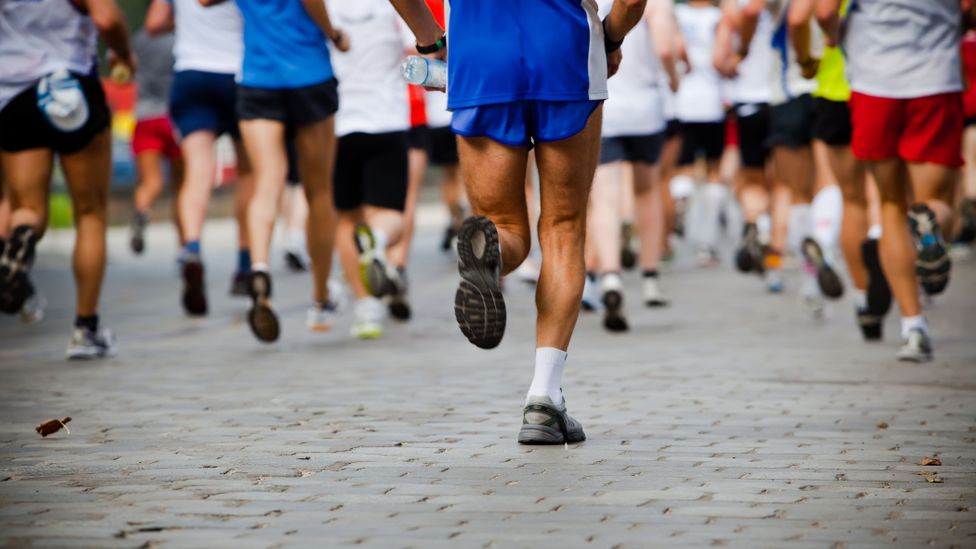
[401,56,447,90]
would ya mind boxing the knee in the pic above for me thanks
[72,191,107,219]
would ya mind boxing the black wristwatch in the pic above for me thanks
[602,18,623,54]
[417,34,447,54]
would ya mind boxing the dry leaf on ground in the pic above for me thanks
[925,476,945,484]
[919,457,942,466]
[876,421,889,429]
[35,417,71,437]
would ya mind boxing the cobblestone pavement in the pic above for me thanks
[1,221,974,548]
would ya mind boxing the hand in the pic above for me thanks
[330,28,350,52]
[607,49,623,78]
[108,50,137,83]
[799,57,819,80]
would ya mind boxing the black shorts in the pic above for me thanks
[813,97,852,146]
[428,126,459,166]
[735,103,771,168]
[237,78,339,131]
[664,118,682,139]
[599,133,664,165]
[967,117,976,127]
[334,131,408,212]
[285,138,300,186]
[0,73,110,154]
[768,94,816,148]
[678,121,725,165]
[407,125,430,151]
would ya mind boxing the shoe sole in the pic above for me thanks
[0,228,37,314]
[858,314,883,341]
[801,238,843,299]
[897,352,933,363]
[620,247,637,270]
[182,262,208,316]
[388,299,411,321]
[517,423,586,445]
[601,290,629,332]
[355,225,394,298]
[248,274,280,343]
[909,205,951,295]
[284,251,307,272]
[455,217,506,349]
[861,239,892,318]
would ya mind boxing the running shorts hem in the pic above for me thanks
[237,78,339,131]
[428,126,459,166]
[450,100,600,148]
[677,121,725,165]
[767,94,815,149]
[132,116,182,160]
[169,70,240,140]
[849,91,963,168]
[735,103,770,168]
[813,97,852,147]
[600,133,664,165]
[333,131,409,212]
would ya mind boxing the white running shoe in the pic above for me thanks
[306,302,338,332]
[66,326,117,360]
[351,297,384,339]
[581,274,601,312]
[19,292,46,324]
[897,328,933,362]
[642,276,668,307]
[765,269,785,294]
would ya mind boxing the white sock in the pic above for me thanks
[285,228,306,250]
[698,182,727,248]
[527,347,567,407]
[670,175,695,200]
[852,289,867,310]
[756,213,772,245]
[901,315,928,338]
[811,185,842,257]
[867,224,883,240]
[788,204,812,257]
[252,262,270,273]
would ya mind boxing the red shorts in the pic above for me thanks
[131,116,182,160]
[849,91,963,168]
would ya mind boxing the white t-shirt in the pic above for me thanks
[327,0,414,136]
[0,0,98,111]
[425,89,452,129]
[170,0,243,75]
[844,0,962,98]
[767,0,818,105]
[598,0,666,137]
[674,3,725,123]
[730,0,772,105]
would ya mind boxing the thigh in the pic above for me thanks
[363,132,409,212]
[240,119,288,188]
[285,79,339,131]
[534,104,602,225]
[849,92,904,162]
[60,130,111,214]
[293,116,336,194]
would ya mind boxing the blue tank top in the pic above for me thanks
[234,0,334,89]
[447,0,608,109]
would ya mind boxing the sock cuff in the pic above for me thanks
[535,347,568,363]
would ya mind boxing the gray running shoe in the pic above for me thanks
[518,395,586,445]
[908,204,950,295]
[455,216,506,349]
[897,328,933,363]
[66,326,117,360]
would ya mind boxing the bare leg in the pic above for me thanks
[295,117,338,304]
[659,134,682,253]
[632,161,663,273]
[827,144,868,291]
[869,159,920,317]
[337,209,367,299]
[134,151,165,214]
[908,162,957,234]
[588,162,623,273]
[389,147,427,268]
[533,106,602,350]
[2,149,54,234]
[233,140,254,253]
[736,167,770,224]
[241,120,288,269]
[60,131,112,317]
[169,158,186,244]
[176,131,217,246]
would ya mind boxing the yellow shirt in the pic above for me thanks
[813,0,851,102]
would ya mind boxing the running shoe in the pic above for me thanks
[600,273,628,332]
[800,237,844,299]
[672,197,688,237]
[306,301,338,332]
[247,271,280,343]
[856,308,883,341]
[955,198,976,244]
[387,267,411,321]
[517,395,586,445]
[351,297,384,339]
[0,225,39,315]
[765,269,785,294]
[908,204,951,295]
[230,271,249,297]
[284,250,308,272]
[581,273,600,312]
[735,222,764,274]
[19,291,46,325]
[696,246,719,268]
[620,223,637,270]
[66,326,117,360]
[130,211,148,255]
[181,256,208,316]
[354,224,395,298]
[642,276,668,307]
[454,216,506,349]
[897,328,933,362]
[441,224,458,252]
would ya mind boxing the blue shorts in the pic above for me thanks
[169,70,240,140]
[450,100,600,147]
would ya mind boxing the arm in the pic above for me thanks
[80,0,135,71]
[145,0,174,34]
[738,0,767,58]
[387,0,445,51]
[649,0,680,91]
[814,0,841,44]
[301,0,349,51]
[713,1,738,78]
[787,1,818,79]
[604,0,648,44]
